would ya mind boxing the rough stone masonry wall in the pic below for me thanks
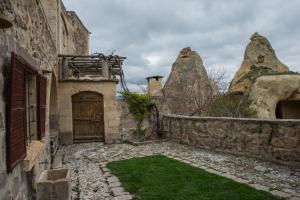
[0,0,57,199]
[162,115,300,167]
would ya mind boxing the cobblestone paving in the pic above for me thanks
[60,142,300,200]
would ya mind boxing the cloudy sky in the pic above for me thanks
[63,0,300,91]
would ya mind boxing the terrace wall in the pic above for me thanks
[162,115,300,167]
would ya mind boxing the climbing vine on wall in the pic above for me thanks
[121,91,156,135]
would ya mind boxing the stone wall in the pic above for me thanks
[0,0,57,199]
[117,98,159,141]
[65,11,89,55]
[58,80,120,144]
[162,115,300,167]
[117,99,137,141]
[59,5,89,55]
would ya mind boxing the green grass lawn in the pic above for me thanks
[107,155,283,200]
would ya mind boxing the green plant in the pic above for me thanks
[121,91,156,136]
[208,94,257,118]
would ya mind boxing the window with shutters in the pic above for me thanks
[7,53,47,172]
[25,73,38,143]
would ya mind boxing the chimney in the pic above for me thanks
[146,75,163,97]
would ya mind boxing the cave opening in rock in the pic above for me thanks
[275,100,300,119]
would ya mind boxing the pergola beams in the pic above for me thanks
[58,53,126,79]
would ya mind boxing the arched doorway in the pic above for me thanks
[276,100,300,119]
[72,91,104,142]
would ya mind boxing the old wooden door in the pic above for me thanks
[72,92,104,141]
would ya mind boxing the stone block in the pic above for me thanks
[100,162,107,167]
[111,187,124,196]
[271,137,299,149]
[270,190,292,198]
[274,125,296,137]
[37,168,71,200]
[109,181,121,188]
[107,176,119,183]
[0,112,4,129]
[249,184,269,192]
[102,167,110,172]
[59,131,73,145]
[0,130,6,171]
[114,194,133,200]
[0,172,8,193]
[103,172,111,178]
[272,148,295,161]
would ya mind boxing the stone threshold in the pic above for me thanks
[101,154,300,200]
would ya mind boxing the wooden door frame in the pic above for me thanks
[71,91,105,141]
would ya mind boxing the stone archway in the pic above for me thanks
[72,91,104,142]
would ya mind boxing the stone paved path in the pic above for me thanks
[59,142,300,200]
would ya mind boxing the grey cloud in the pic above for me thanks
[63,0,300,91]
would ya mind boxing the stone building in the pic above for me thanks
[0,0,123,199]
[146,76,163,98]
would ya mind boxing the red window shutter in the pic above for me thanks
[37,75,47,140]
[6,53,27,172]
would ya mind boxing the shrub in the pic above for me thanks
[121,91,156,136]
[207,94,257,118]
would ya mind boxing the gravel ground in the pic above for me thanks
[59,142,300,200]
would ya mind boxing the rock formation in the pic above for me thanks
[163,47,213,116]
[249,75,300,119]
[228,32,289,94]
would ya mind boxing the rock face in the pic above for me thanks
[229,32,289,94]
[249,75,300,119]
[163,47,213,116]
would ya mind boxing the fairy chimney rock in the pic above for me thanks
[228,32,289,94]
[163,47,213,115]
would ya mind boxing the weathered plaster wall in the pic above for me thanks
[58,80,120,144]
[163,115,300,167]
[0,0,57,199]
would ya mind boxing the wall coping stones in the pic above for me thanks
[163,114,300,167]
[163,114,300,123]
[58,79,118,83]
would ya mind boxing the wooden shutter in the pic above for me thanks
[6,53,27,172]
[37,75,47,140]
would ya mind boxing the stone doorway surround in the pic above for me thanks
[72,91,105,142]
